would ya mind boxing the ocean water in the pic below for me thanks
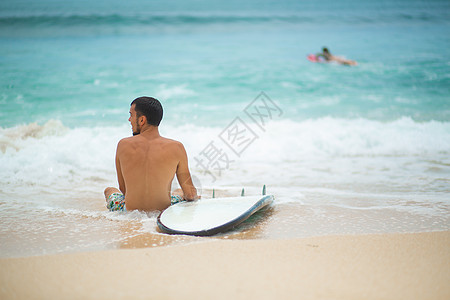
[1,0,449,257]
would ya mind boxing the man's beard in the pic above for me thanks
[132,122,141,136]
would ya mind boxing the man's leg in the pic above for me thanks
[104,187,126,211]
[171,188,184,197]
[170,188,185,205]
[104,187,121,200]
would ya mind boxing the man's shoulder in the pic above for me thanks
[117,135,185,153]
[117,136,142,152]
[117,136,135,146]
[160,137,185,150]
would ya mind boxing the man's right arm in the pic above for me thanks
[116,139,126,195]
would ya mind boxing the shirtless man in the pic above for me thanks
[104,96,198,212]
[317,47,357,66]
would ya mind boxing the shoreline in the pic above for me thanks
[1,231,449,300]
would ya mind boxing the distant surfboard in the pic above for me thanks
[308,54,356,65]
[307,54,325,63]
[157,195,274,236]
[307,54,318,62]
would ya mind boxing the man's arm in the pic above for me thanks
[116,140,126,195]
[176,143,198,201]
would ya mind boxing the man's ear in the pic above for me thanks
[138,115,147,126]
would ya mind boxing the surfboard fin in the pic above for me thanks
[262,185,266,195]
[241,188,245,196]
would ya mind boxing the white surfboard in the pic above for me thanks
[157,195,274,236]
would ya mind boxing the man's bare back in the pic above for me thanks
[104,97,198,212]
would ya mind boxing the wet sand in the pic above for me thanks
[1,231,449,300]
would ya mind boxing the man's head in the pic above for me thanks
[129,96,163,135]
[322,47,330,54]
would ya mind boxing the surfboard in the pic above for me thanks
[307,54,318,62]
[307,54,324,62]
[157,195,274,236]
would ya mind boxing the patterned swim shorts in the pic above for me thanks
[106,192,126,212]
[107,193,185,212]
[170,195,185,205]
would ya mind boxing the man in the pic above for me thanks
[317,47,357,66]
[104,96,198,212]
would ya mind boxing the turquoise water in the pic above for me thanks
[0,0,449,257]
[1,0,449,127]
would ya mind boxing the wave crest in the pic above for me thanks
[0,120,68,153]
[0,12,447,28]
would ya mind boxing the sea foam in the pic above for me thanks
[1,117,448,196]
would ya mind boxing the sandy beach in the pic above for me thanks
[1,231,449,300]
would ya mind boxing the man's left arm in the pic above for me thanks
[175,143,198,201]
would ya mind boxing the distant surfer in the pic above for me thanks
[312,47,357,66]
[104,96,199,212]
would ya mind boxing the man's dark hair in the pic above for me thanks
[131,96,163,126]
